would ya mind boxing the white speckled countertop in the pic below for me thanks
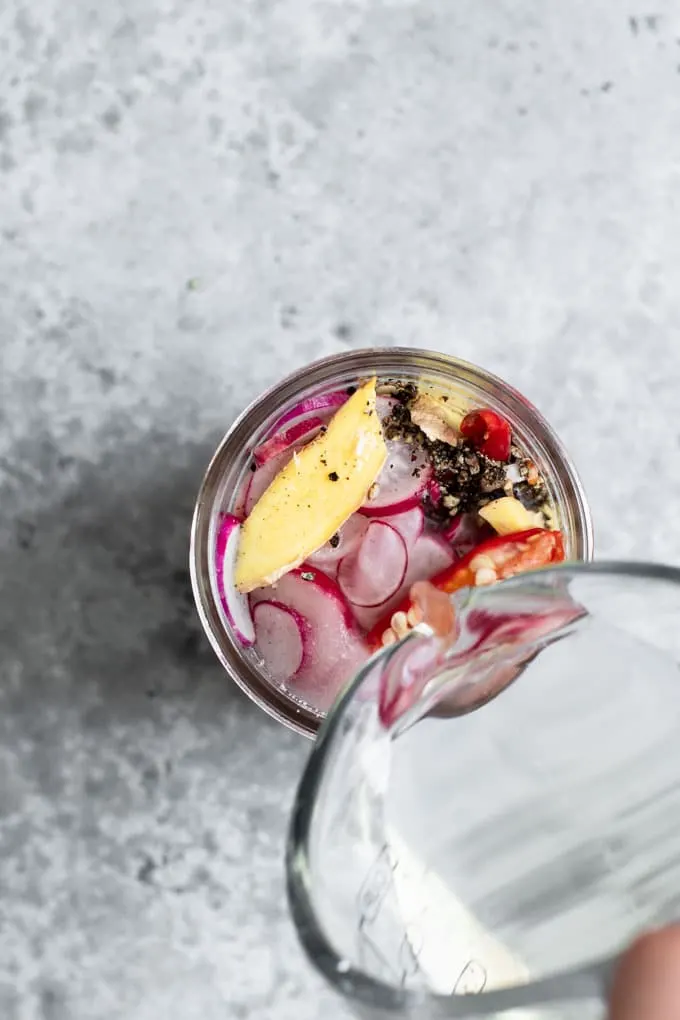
[1,0,680,1017]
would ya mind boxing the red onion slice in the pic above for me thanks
[263,390,349,439]
[215,514,255,646]
[253,416,325,467]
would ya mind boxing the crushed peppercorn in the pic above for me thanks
[382,386,546,522]
[427,439,507,514]
[514,478,549,512]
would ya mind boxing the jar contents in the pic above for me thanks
[215,377,565,713]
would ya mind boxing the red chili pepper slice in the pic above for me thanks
[460,408,512,462]
[367,528,565,651]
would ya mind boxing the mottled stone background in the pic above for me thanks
[1,0,680,1017]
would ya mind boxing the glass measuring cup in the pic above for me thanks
[286,563,680,1019]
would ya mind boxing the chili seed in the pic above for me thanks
[391,611,409,637]
[469,554,496,573]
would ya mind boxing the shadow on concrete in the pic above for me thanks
[0,424,278,743]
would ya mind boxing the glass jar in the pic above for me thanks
[190,348,594,737]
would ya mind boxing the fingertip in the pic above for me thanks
[609,927,680,1020]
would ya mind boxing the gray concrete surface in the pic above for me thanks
[1,0,680,1017]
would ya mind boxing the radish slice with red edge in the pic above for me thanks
[444,512,494,559]
[351,532,456,632]
[263,390,348,438]
[406,533,456,580]
[253,416,325,467]
[381,506,424,550]
[376,394,397,420]
[249,567,367,713]
[337,521,408,608]
[215,514,255,647]
[360,439,432,516]
[306,513,369,574]
[252,600,308,682]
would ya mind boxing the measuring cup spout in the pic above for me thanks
[378,578,586,734]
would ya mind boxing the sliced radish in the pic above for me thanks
[215,514,255,647]
[251,566,354,633]
[360,439,432,517]
[244,446,296,515]
[376,394,398,420]
[351,533,456,632]
[252,601,308,682]
[307,513,370,575]
[250,567,368,712]
[264,390,349,438]
[337,521,408,608]
[406,533,456,580]
[318,640,369,713]
[381,507,424,550]
[253,416,325,467]
[444,512,494,560]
